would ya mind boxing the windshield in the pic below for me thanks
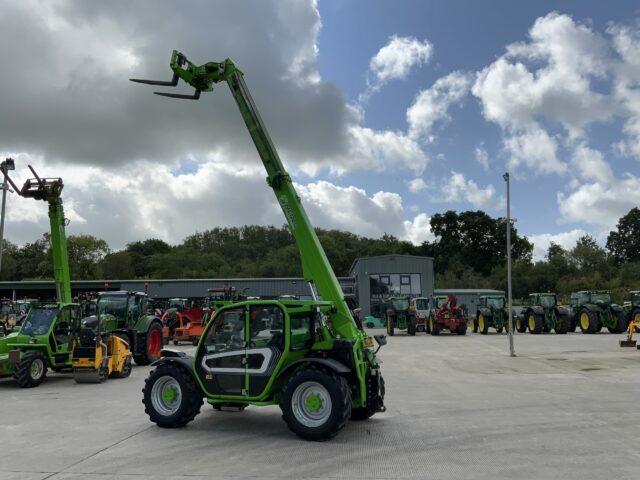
[98,296,127,317]
[21,308,59,335]
[391,299,409,310]
[540,295,556,308]
[591,292,611,304]
[633,293,640,305]
[487,297,505,309]
[415,298,429,310]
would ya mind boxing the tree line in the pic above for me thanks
[2,208,640,303]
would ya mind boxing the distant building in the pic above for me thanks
[349,255,435,318]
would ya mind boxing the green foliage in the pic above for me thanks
[66,235,110,279]
[607,207,640,264]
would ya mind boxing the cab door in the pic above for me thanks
[246,304,285,397]
[197,307,247,396]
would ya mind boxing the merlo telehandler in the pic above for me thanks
[131,51,386,440]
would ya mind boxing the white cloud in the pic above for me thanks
[527,229,587,261]
[368,35,433,87]
[408,178,427,193]
[436,171,504,210]
[403,213,434,245]
[474,143,489,170]
[407,71,471,141]
[503,127,565,174]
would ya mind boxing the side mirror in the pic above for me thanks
[373,334,387,348]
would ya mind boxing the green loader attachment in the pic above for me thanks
[131,51,386,440]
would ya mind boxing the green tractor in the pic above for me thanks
[519,293,571,334]
[571,290,628,334]
[385,295,417,336]
[131,51,386,440]
[84,291,164,366]
[0,163,81,387]
[474,295,508,334]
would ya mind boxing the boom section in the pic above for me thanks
[132,51,359,339]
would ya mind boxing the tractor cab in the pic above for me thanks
[0,302,81,387]
[482,295,506,310]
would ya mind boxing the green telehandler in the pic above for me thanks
[519,293,571,334]
[0,163,81,387]
[474,295,508,334]
[571,290,627,334]
[131,51,386,440]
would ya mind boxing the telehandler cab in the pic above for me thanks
[131,51,386,440]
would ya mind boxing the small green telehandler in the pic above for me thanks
[0,164,81,387]
[131,51,386,440]
[571,290,627,334]
[474,295,508,334]
[519,293,571,334]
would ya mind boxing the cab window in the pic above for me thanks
[290,313,313,350]
[249,305,284,349]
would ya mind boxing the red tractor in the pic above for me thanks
[428,294,467,335]
[161,298,204,344]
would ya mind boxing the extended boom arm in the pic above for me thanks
[131,51,358,339]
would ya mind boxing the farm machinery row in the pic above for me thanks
[382,294,467,336]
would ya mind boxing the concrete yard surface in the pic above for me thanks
[2,331,640,480]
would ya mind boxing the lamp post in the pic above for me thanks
[503,172,515,357]
[0,158,15,274]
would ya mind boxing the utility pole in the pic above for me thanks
[503,172,515,357]
[0,158,15,274]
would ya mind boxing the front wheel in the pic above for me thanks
[14,350,48,388]
[143,363,203,428]
[610,311,629,334]
[579,310,600,334]
[407,317,416,336]
[386,315,394,336]
[478,314,489,335]
[134,322,163,366]
[516,316,527,333]
[280,365,351,441]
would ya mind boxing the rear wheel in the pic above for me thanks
[579,310,600,334]
[143,363,203,428]
[429,317,440,336]
[14,350,48,388]
[555,314,568,334]
[407,317,416,336]
[280,365,351,441]
[134,322,163,366]
[610,310,629,334]
[528,313,543,334]
[471,317,478,333]
[516,316,527,333]
[478,314,489,335]
[386,314,394,336]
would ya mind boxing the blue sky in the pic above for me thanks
[1,1,639,260]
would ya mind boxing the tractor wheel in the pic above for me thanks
[456,325,467,335]
[143,363,203,428]
[527,313,544,334]
[578,309,600,334]
[425,316,432,334]
[429,317,440,336]
[478,314,490,335]
[407,317,416,336]
[554,314,568,334]
[470,317,477,333]
[351,375,385,421]
[515,316,527,333]
[134,322,163,366]
[610,310,629,334]
[14,350,48,388]
[568,316,577,332]
[386,315,394,336]
[280,365,351,440]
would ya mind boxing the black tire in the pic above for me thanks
[555,314,568,334]
[407,316,416,336]
[456,326,467,335]
[110,356,132,379]
[173,340,179,346]
[142,363,203,428]
[134,322,163,366]
[610,310,629,334]
[351,375,385,421]
[14,350,48,388]
[386,314,394,336]
[515,316,527,333]
[425,316,432,334]
[430,318,440,336]
[280,365,351,441]
[478,313,490,335]
[527,312,543,334]
[471,317,478,333]
[579,309,600,334]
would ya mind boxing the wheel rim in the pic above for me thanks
[291,381,332,428]
[150,376,182,416]
[148,328,161,357]
[580,312,589,330]
[528,314,535,331]
[516,318,522,330]
[478,314,485,331]
[30,358,44,380]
